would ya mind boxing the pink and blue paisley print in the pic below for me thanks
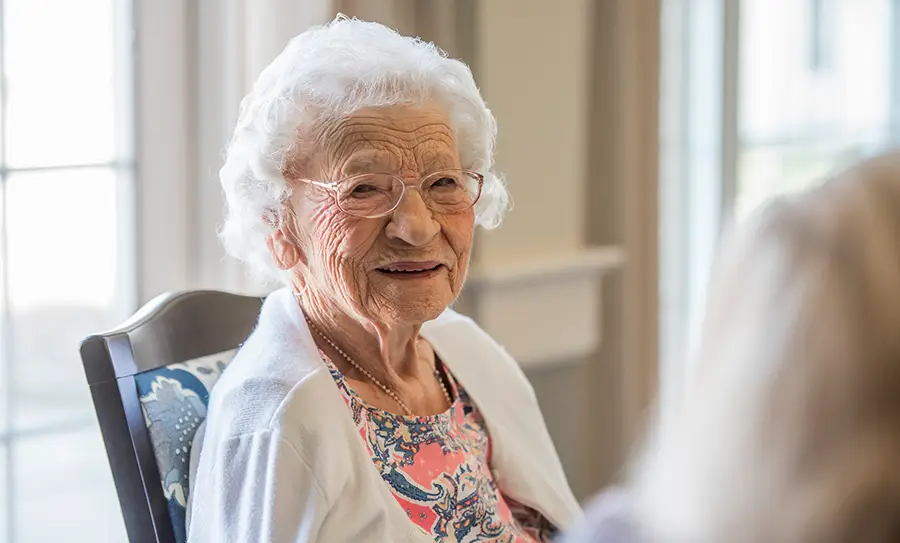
[322,351,553,542]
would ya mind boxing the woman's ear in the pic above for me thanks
[266,203,309,270]
[267,228,302,270]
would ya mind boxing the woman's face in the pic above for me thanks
[286,104,475,325]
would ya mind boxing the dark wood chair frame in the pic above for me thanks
[79,290,264,543]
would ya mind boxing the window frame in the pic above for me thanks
[659,0,900,409]
[658,0,739,411]
[0,0,138,539]
[0,1,282,537]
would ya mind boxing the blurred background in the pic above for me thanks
[0,0,897,540]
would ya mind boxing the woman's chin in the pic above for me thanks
[370,293,454,326]
[367,273,453,311]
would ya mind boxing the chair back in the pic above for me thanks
[80,290,264,543]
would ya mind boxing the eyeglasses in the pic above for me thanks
[296,169,484,219]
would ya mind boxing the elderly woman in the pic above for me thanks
[565,151,900,543]
[187,16,580,543]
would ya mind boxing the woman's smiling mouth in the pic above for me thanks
[376,261,445,278]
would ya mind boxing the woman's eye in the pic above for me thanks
[432,177,458,188]
[351,184,379,195]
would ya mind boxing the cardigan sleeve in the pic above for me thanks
[187,429,328,543]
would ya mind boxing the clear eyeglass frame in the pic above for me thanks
[295,169,485,219]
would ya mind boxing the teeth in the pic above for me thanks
[382,265,437,272]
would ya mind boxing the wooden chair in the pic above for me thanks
[79,290,264,543]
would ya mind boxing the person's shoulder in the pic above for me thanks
[204,334,332,440]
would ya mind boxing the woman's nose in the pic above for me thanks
[384,187,440,246]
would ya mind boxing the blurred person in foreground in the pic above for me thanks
[565,151,900,543]
[186,15,580,543]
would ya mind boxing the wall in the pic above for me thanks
[585,0,662,493]
[469,0,631,499]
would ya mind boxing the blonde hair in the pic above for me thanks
[632,151,900,543]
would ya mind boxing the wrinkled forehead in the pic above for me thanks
[317,104,460,176]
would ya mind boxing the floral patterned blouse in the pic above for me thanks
[321,351,555,542]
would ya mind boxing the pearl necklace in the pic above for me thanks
[303,314,452,416]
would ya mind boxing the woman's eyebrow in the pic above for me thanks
[342,154,394,175]
[421,152,459,172]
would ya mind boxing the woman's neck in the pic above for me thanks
[296,288,425,386]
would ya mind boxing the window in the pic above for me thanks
[659,0,900,407]
[736,0,898,217]
[0,0,134,540]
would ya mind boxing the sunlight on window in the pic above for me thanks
[6,170,120,309]
[659,0,900,415]
[737,0,895,217]
[0,0,133,539]
[0,447,5,534]
[741,0,891,140]
[0,185,5,430]
[14,427,124,541]
[5,0,115,168]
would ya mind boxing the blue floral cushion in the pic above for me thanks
[134,350,237,543]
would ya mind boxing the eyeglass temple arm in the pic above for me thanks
[299,178,338,190]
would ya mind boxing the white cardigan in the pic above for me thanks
[187,288,581,542]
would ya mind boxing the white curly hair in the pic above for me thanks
[218,16,509,284]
